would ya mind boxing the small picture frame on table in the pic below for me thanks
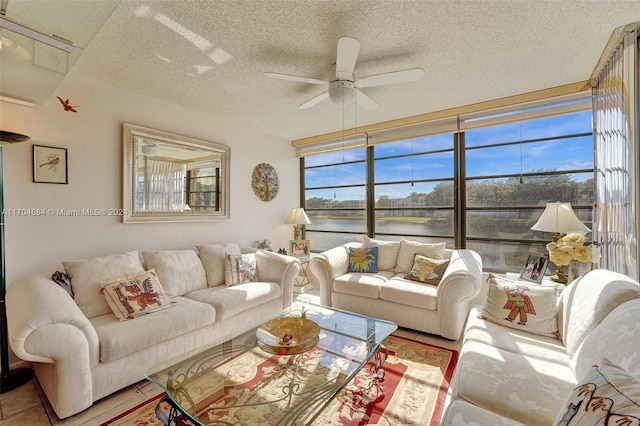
[33,145,68,184]
[520,252,549,284]
[289,239,310,259]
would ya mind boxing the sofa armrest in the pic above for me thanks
[437,249,483,340]
[309,243,361,306]
[6,275,100,366]
[255,250,300,308]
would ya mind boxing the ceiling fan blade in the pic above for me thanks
[298,91,330,109]
[355,89,378,110]
[335,36,360,80]
[264,72,327,86]
[355,68,425,88]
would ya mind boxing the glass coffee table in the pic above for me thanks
[146,303,397,425]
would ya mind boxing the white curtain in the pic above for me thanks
[144,159,186,212]
[592,26,639,280]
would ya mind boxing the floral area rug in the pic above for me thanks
[100,335,457,426]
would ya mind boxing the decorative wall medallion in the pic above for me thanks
[251,163,279,201]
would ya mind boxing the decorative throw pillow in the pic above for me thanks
[394,238,447,274]
[363,236,400,271]
[347,246,379,273]
[553,358,640,425]
[63,250,145,319]
[142,250,207,297]
[100,270,173,321]
[225,253,257,286]
[52,271,73,297]
[404,254,450,285]
[479,274,560,339]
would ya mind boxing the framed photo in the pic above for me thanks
[289,239,310,259]
[520,252,549,284]
[33,145,68,184]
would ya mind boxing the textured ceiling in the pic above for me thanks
[5,0,640,141]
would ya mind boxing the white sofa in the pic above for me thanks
[6,244,300,419]
[309,238,483,340]
[441,269,640,425]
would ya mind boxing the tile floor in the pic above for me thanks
[0,288,462,425]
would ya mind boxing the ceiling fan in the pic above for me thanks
[264,36,425,110]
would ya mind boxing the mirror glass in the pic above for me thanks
[123,123,230,222]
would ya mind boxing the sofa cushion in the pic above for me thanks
[90,296,215,363]
[404,254,449,285]
[380,277,438,310]
[452,341,577,426]
[557,269,640,357]
[184,282,281,321]
[363,236,400,271]
[554,358,640,425]
[441,399,527,426]
[347,246,378,273]
[197,244,227,287]
[465,306,570,364]
[142,250,207,297]
[225,253,257,286]
[570,298,640,381]
[479,274,559,339]
[395,238,446,274]
[332,271,394,299]
[100,270,173,321]
[63,251,145,319]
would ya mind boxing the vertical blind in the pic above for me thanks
[144,159,186,212]
[592,25,639,280]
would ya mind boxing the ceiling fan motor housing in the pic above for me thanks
[328,80,355,105]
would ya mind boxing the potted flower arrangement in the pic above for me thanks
[546,233,600,283]
[256,239,273,251]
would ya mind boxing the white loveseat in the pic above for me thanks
[6,244,300,419]
[309,238,483,340]
[441,269,640,425]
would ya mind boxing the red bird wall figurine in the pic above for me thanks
[57,96,79,112]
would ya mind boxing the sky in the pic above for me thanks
[305,109,593,202]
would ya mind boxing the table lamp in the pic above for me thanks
[530,202,591,283]
[530,202,590,241]
[284,207,311,240]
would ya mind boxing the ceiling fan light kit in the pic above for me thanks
[265,36,425,110]
[328,80,355,105]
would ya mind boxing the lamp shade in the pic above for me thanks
[284,207,311,225]
[530,202,591,234]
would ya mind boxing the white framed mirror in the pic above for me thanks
[122,123,230,223]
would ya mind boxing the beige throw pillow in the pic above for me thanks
[394,238,446,274]
[142,250,207,297]
[63,250,145,319]
[363,236,401,271]
[197,244,227,287]
[101,270,173,321]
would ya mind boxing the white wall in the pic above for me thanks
[0,73,298,283]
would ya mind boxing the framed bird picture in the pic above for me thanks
[33,145,68,184]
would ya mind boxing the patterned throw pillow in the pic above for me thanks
[347,246,378,273]
[553,358,640,425]
[404,254,450,285]
[479,274,560,339]
[225,253,257,286]
[100,270,173,321]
